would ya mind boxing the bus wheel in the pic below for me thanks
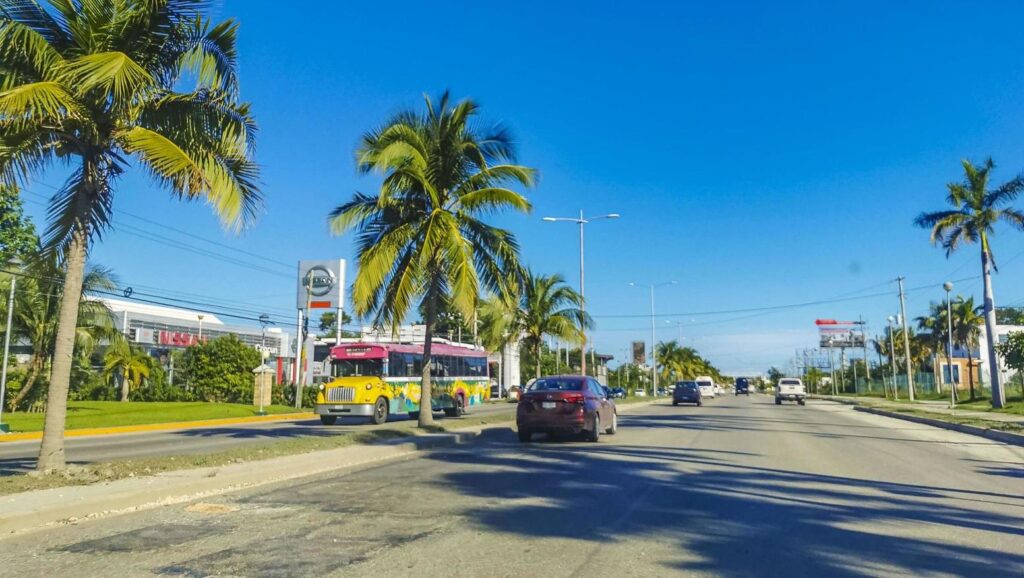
[319,415,337,425]
[408,411,420,420]
[370,397,389,425]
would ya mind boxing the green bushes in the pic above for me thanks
[179,335,262,404]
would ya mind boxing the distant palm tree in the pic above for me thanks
[916,302,949,393]
[951,295,984,400]
[330,92,535,426]
[103,339,151,402]
[915,158,1024,408]
[655,340,684,383]
[1,256,117,410]
[479,271,590,379]
[0,1,261,470]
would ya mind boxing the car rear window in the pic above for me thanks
[529,379,584,392]
[780,379,801,385]
[676,382,698,390]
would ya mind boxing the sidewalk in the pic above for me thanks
[815,395,1024,424]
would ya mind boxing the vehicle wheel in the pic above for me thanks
[319,415,337,425]
[408,411,420,420]
[443,394,465,417]
[370,397,389,425]
[605,412,618,435]
[586,414,601,442]
[518,428,532,443]
[696,400,702,406]
[672,401,678,406]
[798,399,806,406]
[775,398,782,405]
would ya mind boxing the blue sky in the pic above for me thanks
[20,0,1024,374]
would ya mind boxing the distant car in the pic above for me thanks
[656,387,669,396]
[775,378,806,405]
[517,376,618,442]
[735,378,750,395]
[673,381,702,406]
[634,388,647,397]
[608,387,627,399]
[714,384,724,395]
[507,385,522,402]
[696,376,715,398]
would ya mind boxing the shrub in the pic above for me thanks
[180,335,261,403]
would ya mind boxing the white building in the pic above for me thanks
[975,323,1024,387]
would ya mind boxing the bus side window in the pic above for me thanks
[412,354,424,375]
[389,353,405,377]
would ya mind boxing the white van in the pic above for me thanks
[695,376,715,398]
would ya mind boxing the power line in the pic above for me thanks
[24,183,294,269]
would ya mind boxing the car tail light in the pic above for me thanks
[562,393,584,404]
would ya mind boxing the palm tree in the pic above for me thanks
[1,255,117,410]
[103,339,150,401]
[519,272,588,379]
[329,92,535,427]
[656,340,685,383]
[915,302,949,393]
[951,295,984,400]
[0,1,260,470]
[915,158,1024,408]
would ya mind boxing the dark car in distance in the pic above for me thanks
[735,378,751,395]
[673,381,702,406]
[517,376,617,442]
[608,387,627,399]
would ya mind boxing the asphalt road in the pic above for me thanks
[2,394,1023,577]
[0,402,516,474]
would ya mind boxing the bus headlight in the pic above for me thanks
[319,384,325,391]
[365,383,373,390]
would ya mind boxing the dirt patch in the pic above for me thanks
[185,502,240,514]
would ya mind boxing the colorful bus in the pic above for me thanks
[315,341,490,425]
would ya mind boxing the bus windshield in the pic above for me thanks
[332,358,384,378]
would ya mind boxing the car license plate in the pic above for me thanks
[542,402,556,409]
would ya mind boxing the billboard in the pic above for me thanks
[297,259,346,310]
[819,328,866,348]
[632,341,646,365]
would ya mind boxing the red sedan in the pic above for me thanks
[516,376,618,442]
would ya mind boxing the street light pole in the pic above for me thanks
[543,211,620,377]
[944,282,955,409]
[630,281,676,397]
[0,258,20,433]
[258,313,271,416]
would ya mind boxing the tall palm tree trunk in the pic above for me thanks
[418,296,436,427]
[536,342,542,379]
[37,227,88,471]
[982,248,1005,408]
[120,369,129,402]
[8,353,45,410]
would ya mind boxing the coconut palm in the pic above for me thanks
[1,255,117,410]
[915,158,1024,408]
[0,1,260,470]
[951,295,984,400]
[477,272,590,380]
[656,340,685,382]
[329,92,535,426]
[915,302,949,392]
[103,339,150,401]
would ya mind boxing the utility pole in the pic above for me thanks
[887,316,898,400]
[829,348,836,395]
[897,276,915,401]
[860,315,871,383]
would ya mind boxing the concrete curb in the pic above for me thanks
[0,412,316,443]
[852,406,1024,447]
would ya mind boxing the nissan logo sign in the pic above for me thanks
[302,266,336,297]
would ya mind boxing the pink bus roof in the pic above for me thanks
[331,342,486,359]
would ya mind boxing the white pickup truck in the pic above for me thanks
[775,378,806,406]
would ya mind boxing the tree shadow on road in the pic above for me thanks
[422,419,1024,577]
